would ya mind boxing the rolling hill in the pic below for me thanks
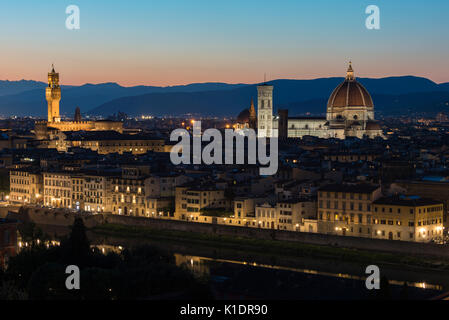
[0,76,448,117]
[89,76,449,117]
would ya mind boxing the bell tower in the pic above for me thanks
[46,65,61,123]
[257,84,274,137]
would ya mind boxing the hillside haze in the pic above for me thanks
[0,77,448,117]
[90,76,449,117]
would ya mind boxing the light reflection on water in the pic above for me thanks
[174,253,443,291]
[53,239,442,293]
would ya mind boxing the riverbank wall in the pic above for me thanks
[9,206,449,259]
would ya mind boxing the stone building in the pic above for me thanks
[317,184,382,237]
[255,62,384,139]
[35,66,123,140]
[255,198,316,231]
[395,180,449,230]
[111,175,146,216]
[317,183,444,242]
[9,169,43,204]
[175,184,227,222]
[372,195,443,242]
[63,131,166,154]
[43,171,73,208]
[83,175,110,213]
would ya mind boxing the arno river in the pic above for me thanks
[33,225,449,300]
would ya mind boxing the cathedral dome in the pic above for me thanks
[236,108,250,123]
[327,63,374,110]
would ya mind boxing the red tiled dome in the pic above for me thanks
[327,63,374,110]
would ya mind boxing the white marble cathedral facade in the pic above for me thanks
[257,63,383,139]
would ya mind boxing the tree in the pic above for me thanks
[60,218,91,267]
[18,221,44,244]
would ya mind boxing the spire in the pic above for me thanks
[346,61,355,81]
[51,63,55,73]
[249,98,256,117]
[249,97,257,129]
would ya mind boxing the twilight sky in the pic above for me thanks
[0,0,448,86]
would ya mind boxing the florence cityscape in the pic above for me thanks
[1,0,449,313]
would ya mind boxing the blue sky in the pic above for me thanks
[0,0,448,85]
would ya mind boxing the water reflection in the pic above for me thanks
[175,253,443,292]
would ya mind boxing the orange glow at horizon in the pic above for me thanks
[1,56,449,86]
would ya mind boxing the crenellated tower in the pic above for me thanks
[46,65,61,123]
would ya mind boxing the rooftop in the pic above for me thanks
[319,183,380,194]
[374,195,442,207]
[289,116,326,120]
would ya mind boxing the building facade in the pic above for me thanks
[175,185,227,222]
[9,169,43,204]
[256,62,384,139]
[35,66,123,140]
[43,172,73,208]
[317,184,382,237]
[257,84,274,138]
[372,196,444,242]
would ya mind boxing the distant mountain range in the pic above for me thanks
[1,76,448,118]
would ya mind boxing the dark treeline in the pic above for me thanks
[0,218,211,300]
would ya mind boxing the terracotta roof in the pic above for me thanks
[327,80,374,110]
